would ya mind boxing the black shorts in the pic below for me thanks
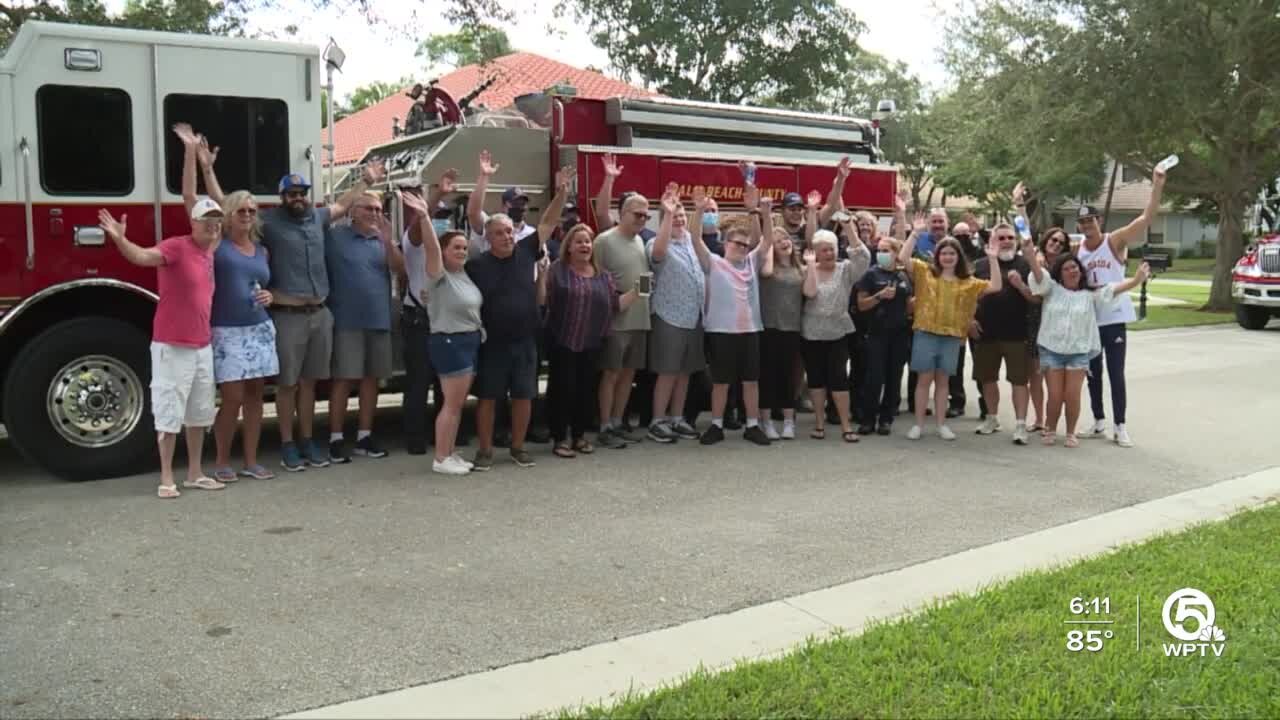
[476,337,538,400]
[707,332,761,384]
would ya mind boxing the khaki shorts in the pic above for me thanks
[648,314,705,375]
[270,305,333,386]
[599,329,648,370]
[150,342,216,433]
[332,329,394,380]
[974,340,1030,385]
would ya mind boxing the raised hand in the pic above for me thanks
[172,123,199,147]
[478,149,500,177]
[197,135,219,167]
[1152,166,1167,187]
[1013,181,1026,206]
[1020,236,1036,258]
[737,160,756,183]
[362,157,386,184]
[802,248,816,266]
[836,155,851,179]
[911,211,927,235]
[660,185,680,214]
[806,189,822,209]
[97,209,126,240]
[692,185,711,212]
[397,189,428,214]
[984,238,1001,260]
[758,194,773,213]
[603,152,623,178]
[894,191,907,215]
[438,168,459,194]
[743,183,760,211]
[555,165,576,189]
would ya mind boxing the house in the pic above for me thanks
[322,51,659,193]
[1051,158,1218,257]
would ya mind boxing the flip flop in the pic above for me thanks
[1065,434,1080,448]
[157,484,180,499]
[572,439,595,455]
[810,428,826,440]
[240,464,276,480]
[183,476,226,491]
[553,443,577,459]
[842,430,860,443]
[1042,431,1056,446]
[213,466,238,483]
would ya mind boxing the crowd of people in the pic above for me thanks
[100,125,1164,495]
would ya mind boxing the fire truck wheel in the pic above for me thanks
[1234,304,1272,330]
[2,318,153,481]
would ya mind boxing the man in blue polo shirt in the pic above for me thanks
[325,190,406,463]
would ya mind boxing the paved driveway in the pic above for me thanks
[1,324,1276,719]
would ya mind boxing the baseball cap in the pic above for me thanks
[190,197,224,221]
[278,173,311,193]
[562,200,579,215]
[502,187,529,205]
[783,192,804,208]
[1077,205,1101,219]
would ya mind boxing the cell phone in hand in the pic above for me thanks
[637,273,652,296]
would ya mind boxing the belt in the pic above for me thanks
[272,303,326,313]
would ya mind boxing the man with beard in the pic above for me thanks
[259,162,384,471]
[971,223,1033,445]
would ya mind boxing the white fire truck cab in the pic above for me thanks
[0,21,321,479]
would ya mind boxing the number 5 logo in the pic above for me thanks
[1162,588,1215,642]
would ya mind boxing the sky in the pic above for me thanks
[103,0,957,100]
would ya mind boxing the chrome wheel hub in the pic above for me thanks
[46,355,144,448]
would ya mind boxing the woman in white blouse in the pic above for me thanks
[1026,237,1149,447]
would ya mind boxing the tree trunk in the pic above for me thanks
[1207,192,1245,311]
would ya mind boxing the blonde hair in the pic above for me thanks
[559,223,595,263]
[220,190,260,241]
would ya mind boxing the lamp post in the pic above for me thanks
[323,37,346,205]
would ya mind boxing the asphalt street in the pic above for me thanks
[1,323,1276,719]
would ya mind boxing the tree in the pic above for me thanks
[555,0,864,106]
[344,77,412,114]
[947,0,1280,310]
[1,0,244,47]
[415,25,511,71]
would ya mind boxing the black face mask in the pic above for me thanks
[954,234,973,246]
[508,206,527,224]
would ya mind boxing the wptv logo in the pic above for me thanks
[1160,588,1227,657]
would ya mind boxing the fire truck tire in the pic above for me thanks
[1234,304,1272,330]
[2,318,154,481]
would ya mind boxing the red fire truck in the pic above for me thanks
[1,22,896,481]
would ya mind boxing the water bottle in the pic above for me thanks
[250,280,261,309]
[1014,215,1031,241]
[1156,154,1179,173]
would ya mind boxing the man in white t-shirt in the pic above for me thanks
[1075,164,1166,448]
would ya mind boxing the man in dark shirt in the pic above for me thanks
[464,166,568,471]
[971,223,1034,445]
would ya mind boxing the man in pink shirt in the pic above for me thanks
[98,199,225,498]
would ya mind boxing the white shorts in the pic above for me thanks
[150,342,216,433]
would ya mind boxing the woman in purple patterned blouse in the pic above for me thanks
[540,224,640,458]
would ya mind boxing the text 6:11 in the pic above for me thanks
[1070,597,1110,614]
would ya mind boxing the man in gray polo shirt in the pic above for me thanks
[259,161,385,471]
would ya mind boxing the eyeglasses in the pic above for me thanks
[630,211,650,220]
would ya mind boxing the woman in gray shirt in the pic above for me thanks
[400,191,483,475]
[801,226,870,442]
[758,224,805,440]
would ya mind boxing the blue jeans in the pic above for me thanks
[1088,324,1127,424]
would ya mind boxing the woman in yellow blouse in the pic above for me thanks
[897,216,1005,440]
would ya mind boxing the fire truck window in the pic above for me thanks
[163,94,289,196]
[37,85,134,195]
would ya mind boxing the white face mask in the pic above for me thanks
[998,249,1016,261]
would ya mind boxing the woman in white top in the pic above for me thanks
[1026,237,1149,448]
[800,228,870,443]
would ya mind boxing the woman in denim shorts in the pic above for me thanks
[400,194,484,475]
[1026,239,1150,447]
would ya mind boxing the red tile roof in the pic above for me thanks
[327,52,658,165]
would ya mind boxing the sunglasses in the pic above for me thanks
[631,211,651,220]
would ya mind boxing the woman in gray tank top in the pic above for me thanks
[400,191,483,475]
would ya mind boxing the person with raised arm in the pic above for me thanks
[854,192,912,437]
[98,188,226,498]
[1026,236,1150,448]
[467,149,537,257]
[171,124,279,483]
[1075,164,1167,448]
[970,222,1035,445]
[645,182,711,444]
[698,191,776,447]
[1025,224,1071,434]
[544,221,641,458]
[756,185,805,441]
[399,190,483,475]
[799,213,871,444]
[463,162,571,471]
[898,215,1003,441]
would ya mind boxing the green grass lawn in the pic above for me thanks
[558,503,1280,719]
[1126,280,1235,331]
[1127,256,1217,280]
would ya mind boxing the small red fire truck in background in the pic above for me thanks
[1,22,896,481]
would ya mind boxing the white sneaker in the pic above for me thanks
[939,425,957,441]
[781,420,796,440]
[1084,419,1108,439]
[1012,424,1029,445]
[432,456,470,475]
[1114,425,1134,448]
[451,452,475,470]
[763,420,781,441]
[976,417,1000,435]
[906,425,922,440]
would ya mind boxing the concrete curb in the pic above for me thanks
[281,467,1280,720]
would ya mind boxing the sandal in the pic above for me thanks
[213,466,238,483]
[1064,434,1080,448]
[1042,431,1056,446]
[183,476,226,491]
[810,428,826,440]
[553,443,577,459]
[842,430,860,443]
[1027,423,1043,433]
[240,464,276,480]
[157,484,180,499]
[572,438,595,455]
